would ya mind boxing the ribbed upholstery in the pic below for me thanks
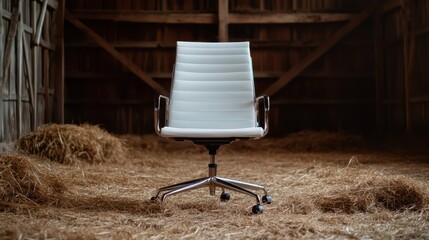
[161,41,263,138]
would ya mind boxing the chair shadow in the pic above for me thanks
[63,195,164,215]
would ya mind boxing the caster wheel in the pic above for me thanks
[220,192,231,202]
[262,195,272,204]
[252,204,264,214]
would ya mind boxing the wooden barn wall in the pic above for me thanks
[377,0,429,134]
[0,0,64,151]
[64,0,425,136]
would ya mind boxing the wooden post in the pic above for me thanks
[162,0,168,11]
[263,5,375,96]
[23,34,35,118]
[16,0,23,137]
[43,10,51,123]
[218,0,229,42]
[401,0,411,133]
[0,0,4,141]
[259,0,265,11]
[53,0,64,123]
[32,0,38,127]
[374,1,384,131]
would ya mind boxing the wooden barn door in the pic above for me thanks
[0,0,64,151]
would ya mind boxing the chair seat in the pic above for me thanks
[160,127,264,138]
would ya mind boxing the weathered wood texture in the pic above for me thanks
[0,0,63,150]
[64,0,428,135]
[376,0,429,133]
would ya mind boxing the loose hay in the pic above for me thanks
[0,153,66,208]
[279,130,366,151]
[283,166,428,214]
[317,176,426,213]
[16,124,126,164]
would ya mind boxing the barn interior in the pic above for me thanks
[1,0,429,239]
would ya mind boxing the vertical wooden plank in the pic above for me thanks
[53,0,64,123]
[218,0,229,42]
[43,49,50,122]
[0,0,4,143]
[401,0,411,133]
[259,0,265,11]
[16,0,24,137]
[160,0,167,10]
[23,34,35,117]
[43,9,51,122]
[374,1,384,131]
[32,0,38,127]
[293,0,298,11]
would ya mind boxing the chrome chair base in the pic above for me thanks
[151,157,272,214]
[152,176,269,202]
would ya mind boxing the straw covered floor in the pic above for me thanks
[1,125,429,239]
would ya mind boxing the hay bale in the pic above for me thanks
[280,130,366,151]
[0,153,66,208]
[16,124,126,164]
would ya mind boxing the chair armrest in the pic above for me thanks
[154,95,170,136]
[255,95,270,137]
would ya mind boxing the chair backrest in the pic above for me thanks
[168,41,256,129]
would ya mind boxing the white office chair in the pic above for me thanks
[151,41,271,214]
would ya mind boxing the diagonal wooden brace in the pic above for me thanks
[262,5,376,96]
[65,12,169,96]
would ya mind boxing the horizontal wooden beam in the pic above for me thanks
[66,98,373,106]
[2,97,32,102]
[65,12,169,96]
[69,11,216,24]
[66,41,175,48]
[262,5,375,96]
[66,71,172,79]
[410,95,429,103]
[254,71,374,79]
[262,96,429,105]
[229,13,355,24]
[70,10,357,24]
[65,71,373,80]
[65,39,373,49]
[65,100,152,105]
[272,98,372,105]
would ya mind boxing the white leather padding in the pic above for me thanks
[161,41,262,138]
[161,127,264,138]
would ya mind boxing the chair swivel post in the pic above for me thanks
[207,144,220,195]
[208,157,217,195]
